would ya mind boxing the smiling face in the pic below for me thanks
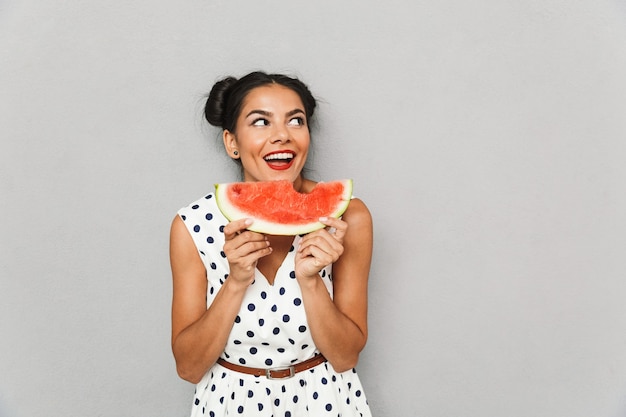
[223,84,311,189]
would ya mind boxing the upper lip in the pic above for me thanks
[263,150,295,161]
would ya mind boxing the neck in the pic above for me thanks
[295,177,316,193]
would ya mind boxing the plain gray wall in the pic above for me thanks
[1,1,626,416]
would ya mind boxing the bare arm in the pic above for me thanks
[295,198,373,372]
[170,216,271,383]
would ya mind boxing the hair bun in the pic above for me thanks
[203,71,317,133]
[204,76,238,127]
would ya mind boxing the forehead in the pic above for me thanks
[240,84,305,114]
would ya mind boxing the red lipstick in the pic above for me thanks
[263,150,295,171]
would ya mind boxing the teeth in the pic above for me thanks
[264,153,294,161]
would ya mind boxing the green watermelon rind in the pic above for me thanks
[214,179,353,236]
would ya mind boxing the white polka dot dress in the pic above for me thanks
[178,192,372,417]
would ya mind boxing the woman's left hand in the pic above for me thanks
[295,216,348,280]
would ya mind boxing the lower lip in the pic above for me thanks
[265,159,295,170]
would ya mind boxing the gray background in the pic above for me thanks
[1,1,626,416]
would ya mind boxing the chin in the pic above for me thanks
[267,171,302,183]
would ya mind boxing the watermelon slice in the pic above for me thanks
[215,179,353,235]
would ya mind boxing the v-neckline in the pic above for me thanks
[255,235,298,286]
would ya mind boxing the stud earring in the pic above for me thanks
[233,150,239,156]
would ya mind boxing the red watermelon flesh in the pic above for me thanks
[215,179,353,235]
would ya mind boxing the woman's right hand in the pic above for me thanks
[171,216,270,383]
[222,218,271,286]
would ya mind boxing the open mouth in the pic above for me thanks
[264,151,295,170]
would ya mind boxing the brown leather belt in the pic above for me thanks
[216,353,327,379]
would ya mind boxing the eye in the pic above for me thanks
[288,117,305,126]
[252,118,269,126]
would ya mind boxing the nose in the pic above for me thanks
[270,125,291,143]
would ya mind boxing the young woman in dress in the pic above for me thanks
[170,71,373,416]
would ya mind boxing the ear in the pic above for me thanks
[223,130,239,159]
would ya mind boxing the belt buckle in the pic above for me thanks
[266,365,295,379]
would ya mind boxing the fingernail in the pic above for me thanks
[319,216,328,222]
[244,218,253,226]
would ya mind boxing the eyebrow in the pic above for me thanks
[244,108,306,119]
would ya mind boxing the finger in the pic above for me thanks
[224,233,269,259]
[299,233,331,252]
[301,244,334,268]
[232,244,272,269]
[298,236,343,265]
[223,218,254,240]
[239,239,272,257]
[227,241,272,280]
[299,231,343,256]
[318,216,348,241]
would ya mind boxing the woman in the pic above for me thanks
[170,71,373,416]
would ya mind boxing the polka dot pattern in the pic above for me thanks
[177,193,371,417]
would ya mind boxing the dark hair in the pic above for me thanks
[204,71,317,133]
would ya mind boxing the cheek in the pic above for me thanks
[303,138,311,154]
[237,132,266,152]
[298,132,311,148]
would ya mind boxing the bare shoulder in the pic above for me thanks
[170,215,192,249]
[342,198,372,230]
[341,198,373,248]
[170,214,186,236]
[170,214,204,273]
